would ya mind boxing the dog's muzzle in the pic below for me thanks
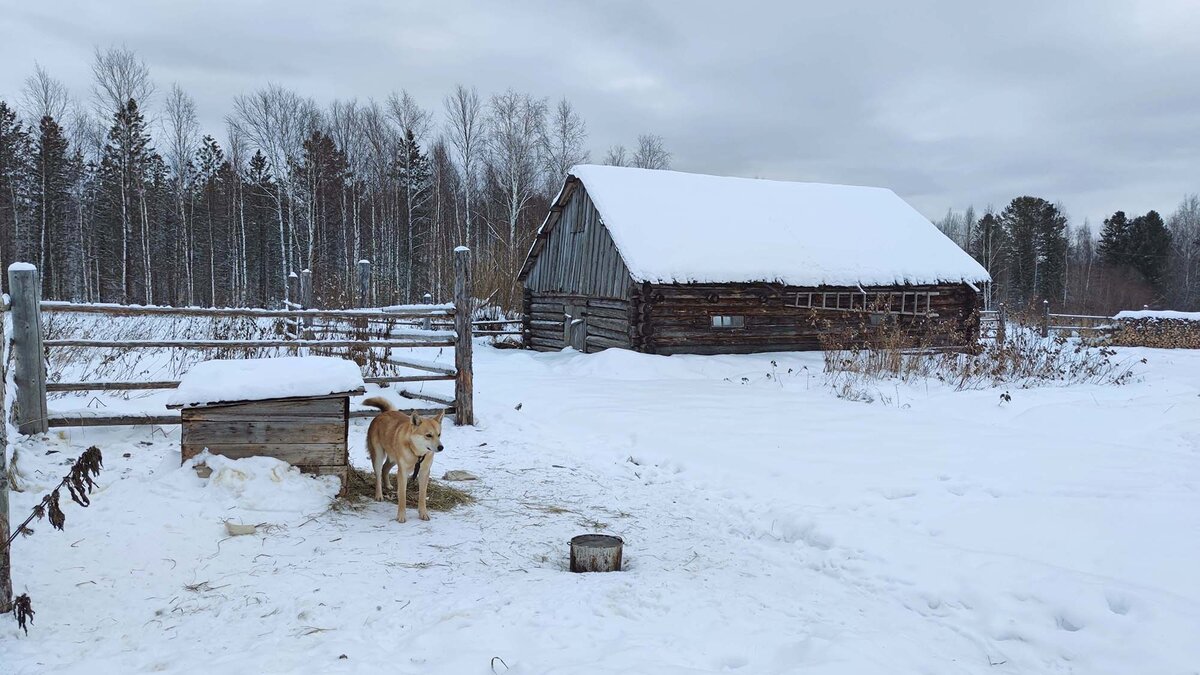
[436,444,445,453]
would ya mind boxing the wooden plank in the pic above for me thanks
[41,301,453,319]
[9,266,47,434]
[48,380,180,392]
[400,388,456,407]
[378,357,456,376]
[585,335,630,350]
[349,406,453,419]
[180,397,345,418]
[364,374,455,384]
[46,338,454,349]
[183,420,346,445]
[48,414,181,427]
[0,303,10,612]
[453,247,474,426]
[584,315,630,333]
[181,443,344,465]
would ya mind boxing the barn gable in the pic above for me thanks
[520,177,634,300]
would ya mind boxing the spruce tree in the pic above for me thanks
[31,115,78,298]
[96,98,155,303]
[998,196,1067,305]
[0,101,32,274]
[1127,210,1172,293]
[1098,211,1131,266]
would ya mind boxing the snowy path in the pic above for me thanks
[3,345,1200,673]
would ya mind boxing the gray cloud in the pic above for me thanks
[2,0,1197,226]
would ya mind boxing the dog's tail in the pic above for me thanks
[361,396,395,412]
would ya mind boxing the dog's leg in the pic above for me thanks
[382,458,395,493]
[417,455,431,521]
[371,445,385,501]
[396,463,408,523]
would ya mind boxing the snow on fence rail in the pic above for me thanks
[5,250,476,432]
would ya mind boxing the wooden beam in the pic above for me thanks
[44,338,455,349]
[40,301,453,320]
[9,265,47,434]
[453,247,474,426]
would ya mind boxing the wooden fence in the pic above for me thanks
[981,300,1111,344]
[6,249,476,434]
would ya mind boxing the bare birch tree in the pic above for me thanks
[163,83,198,303]
[389,90,433,300]
[632,133,671,169]
[486,90,546,305]
[21,63,71,124]
[228,84,318,300]
[443,85,483,254]
[541,97,588,193]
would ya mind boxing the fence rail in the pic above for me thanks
[7,250,476,432]
[982,301,1114,344]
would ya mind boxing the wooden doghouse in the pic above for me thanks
[167,356,365,493]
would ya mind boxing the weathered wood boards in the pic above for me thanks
[180,395,351,494]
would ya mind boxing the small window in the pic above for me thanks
[711,315,745,329]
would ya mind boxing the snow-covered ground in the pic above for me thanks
[3,343,1200,674]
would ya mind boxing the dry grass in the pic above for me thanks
[335,466,475,512]
[821,309,1139,400]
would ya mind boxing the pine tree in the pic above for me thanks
[1098,211,1131,266]
[1127,210,1172,293]
[397,129,431,301]
[31,115,79,298]
[0,101,32,274]
[96,98,156,303]
[997,196,1067,305]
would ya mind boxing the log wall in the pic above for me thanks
[524,290,636,353]
[639,282,979,355]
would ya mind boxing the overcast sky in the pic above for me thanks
[2,0,1198,227]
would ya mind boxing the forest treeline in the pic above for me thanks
[0,47,669,310]
[935,195,1199,314]
[1,47,1196,314]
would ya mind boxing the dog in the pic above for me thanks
[361,397,444,522]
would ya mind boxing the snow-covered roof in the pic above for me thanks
[167,356,365,408]
[1113,310,1200,322]
[541,165,990,287]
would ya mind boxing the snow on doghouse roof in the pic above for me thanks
[167,356,365,408]
[551,165,990,287]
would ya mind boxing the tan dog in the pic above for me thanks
[362,397,444,522]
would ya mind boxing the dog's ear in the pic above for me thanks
[434,410,444,423]
[410,412,421,426]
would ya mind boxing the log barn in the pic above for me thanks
[518,165,991,354]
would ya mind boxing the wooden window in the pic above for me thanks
[711,315,745,329]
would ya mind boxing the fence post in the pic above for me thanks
[357,260,371,307]
[0,292,12,614]
[997,303,1006,345]
[453,248,474,426]
[1041,299,1050,338]
[299,269,314,340]
[422,292,433,331]
[9,264,47,435]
